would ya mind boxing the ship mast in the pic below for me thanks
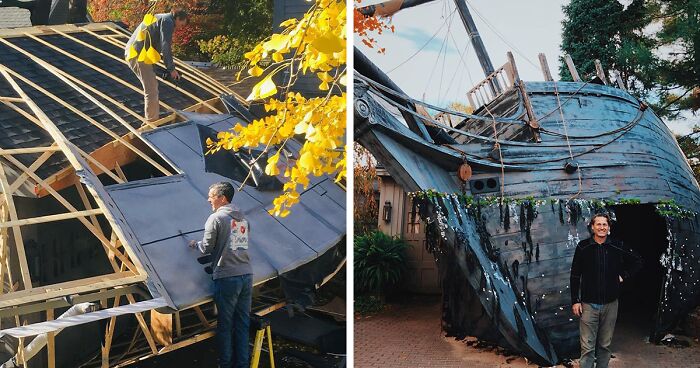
[452,0,501,94]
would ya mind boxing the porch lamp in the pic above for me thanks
[383,201,392,223]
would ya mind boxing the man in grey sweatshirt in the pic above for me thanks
[189,182,253,368]
[124,8,188,122]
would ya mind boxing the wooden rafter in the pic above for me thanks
[0,100,125,186]
[0,162,32,290]
[0,44,176,177]
[90,27,226,97]
[0,209,103,228]
[48,27,223,114]
[24,32,178,115]
[103,24,237,97]
[0,66,145,285]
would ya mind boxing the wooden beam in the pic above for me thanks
[538,53,554,81]
[612,70,626,90]
[6,148,55,195]
[49,28,223,114]
[158,331,215,354]
[0,147,59,155]
[0,75,144,292]
[0,272,144,308]
[0,162,32,290]
[564,54,581,82]
[0,101,125,188]
[25,32,177,115]
[193,305,211,329]
[0,96,24,104]
[0,284,143,318]
[183,96,224,113]
[3,154,138,273]
[103,25,237,97]
[0,45,175,178]
[594,59,607,85]
[0,209,103,228]
[47,308,55,368]
[96,31,226,97]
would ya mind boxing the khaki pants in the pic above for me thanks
[580,300,618,368]
[128,58,159,122]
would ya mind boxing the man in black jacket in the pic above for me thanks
[570,213,643,368]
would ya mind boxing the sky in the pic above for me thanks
[355,0,699,134]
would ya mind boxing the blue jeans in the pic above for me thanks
[213,274,253,368]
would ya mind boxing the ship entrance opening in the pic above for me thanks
[609,204,667,337]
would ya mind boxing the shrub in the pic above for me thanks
[354,295,383,315]
[354,231,409,296]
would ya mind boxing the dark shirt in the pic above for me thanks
[570,237,643,305]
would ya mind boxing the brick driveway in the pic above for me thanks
[354,296,700,367]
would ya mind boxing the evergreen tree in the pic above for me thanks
[654,0,700,118]
[559,0,658,98]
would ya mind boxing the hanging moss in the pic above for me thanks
[656,199,695,219]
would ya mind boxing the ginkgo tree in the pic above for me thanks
[208,0,347,217]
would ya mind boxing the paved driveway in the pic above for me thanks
[354,296,700,368]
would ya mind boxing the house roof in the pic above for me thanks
[0,23,232,182]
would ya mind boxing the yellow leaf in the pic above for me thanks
[279,18,297,28]
[265,152,280,176]
[299,151,315,171]
[317,72,333,83]
[145,46,161,64]
[126,45,138,60]
[246,74,277,101]
[279,209,291,218]
[264,34,288,51]
[272,52,284,63]
[249,65,264,77]
[294,121,308,135]
[310,34,344,54]
[143,13,157,26]
[205,137,213,146]
[137,47,147,62]
[319,81,330,91]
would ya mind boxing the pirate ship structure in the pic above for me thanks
[0,14,345,368]
[355,0,700,365]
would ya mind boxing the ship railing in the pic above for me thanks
[466,61,515,111]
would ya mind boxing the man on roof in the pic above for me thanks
[124,7,188,123]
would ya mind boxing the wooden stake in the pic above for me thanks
[538,53,554,81]
[564,54,581,82]
[594,59,607,85]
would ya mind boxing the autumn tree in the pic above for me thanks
[354,143,379,235]
[89,0,272,62]
[209,0,346,217]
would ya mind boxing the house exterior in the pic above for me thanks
[377,167,439,294]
